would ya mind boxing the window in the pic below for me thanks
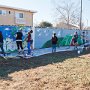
[0,10,6,15]
[2,10,6,15]
[19,13,23,18]
[0,10,2,14]
[15,12,24,18]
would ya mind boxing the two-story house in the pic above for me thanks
[0,5,36,26]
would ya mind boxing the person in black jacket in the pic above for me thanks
[73,31,78,49]
[52,33,58,53]
[82,31,85,44]
[16,29,23,54]
[0,31,5,56]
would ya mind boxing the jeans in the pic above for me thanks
[52,44,56,53]
[27,42,31,54]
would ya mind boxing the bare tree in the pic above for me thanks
[53,0,80,29]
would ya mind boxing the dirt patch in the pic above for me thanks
[0,48,90,90]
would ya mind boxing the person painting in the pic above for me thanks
[0,31,5,56]
[26,30,33,55]
[16,29,23,54]
[52,33,58,53]
[82,31,85,44]
[73,31,78,49]
[30,30,33,52]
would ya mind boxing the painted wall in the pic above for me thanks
[0,25,31,52]
[34,28,90,48]
[34,28,61,48]
[0,26,90,52]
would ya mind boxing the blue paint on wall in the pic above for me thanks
[0,25,31,52]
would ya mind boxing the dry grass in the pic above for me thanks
[0,48,90,90]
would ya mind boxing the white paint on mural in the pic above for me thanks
[37,29,41,32]
[58,31,61,36]
[5,28,10,30]
[38,33,41,36]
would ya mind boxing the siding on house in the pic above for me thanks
[0,5,36,26]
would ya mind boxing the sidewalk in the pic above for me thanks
[6,46,78,58]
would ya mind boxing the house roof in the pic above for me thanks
[85,27,90,30]
[56,22,79,29]
[0,5,36,13]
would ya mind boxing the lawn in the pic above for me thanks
[0,48,90,90]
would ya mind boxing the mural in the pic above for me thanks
[34,28,62,48]
[0,25,31,53]
[0,26,89,52]
[42,37,63,48]
[34,28,90,49]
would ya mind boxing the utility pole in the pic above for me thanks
[80,0,82,31]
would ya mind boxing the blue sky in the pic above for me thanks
[0,0,90,26]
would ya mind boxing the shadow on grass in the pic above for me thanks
[0,48,90,80]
